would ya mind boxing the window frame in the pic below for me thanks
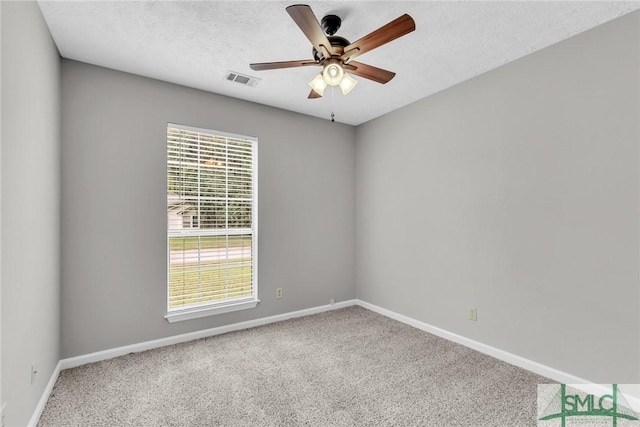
[165,123,259,323]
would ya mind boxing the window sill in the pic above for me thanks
[165,299,260,323]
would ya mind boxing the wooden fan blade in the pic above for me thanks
[286,5,333,59]
[250,60,319,71]
[341,14,415,63]
[345,61,396,84]
[308,89,323,99]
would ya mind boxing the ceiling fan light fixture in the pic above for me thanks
[322,59,344,86]
[308,73,327,96]
[339,73,358,95]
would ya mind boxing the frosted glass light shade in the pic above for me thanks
[308,73,327,96]
[322,60,344,86]
[339,73,357,95]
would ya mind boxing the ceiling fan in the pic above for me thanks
[250,4,416,99]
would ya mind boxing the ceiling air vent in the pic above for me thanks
[224,71,260,87]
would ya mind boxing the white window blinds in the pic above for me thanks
[167,124,257,314]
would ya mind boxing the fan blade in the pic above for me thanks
[341,14,415,63]
[250,60,319,71]
[346,61,396,84]
[308,89,323,99]
[286,5,333,59]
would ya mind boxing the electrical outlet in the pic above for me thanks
[469,308,478,321]
[276,288,283,299]
[330,298,335,305]
[31,362,38,385]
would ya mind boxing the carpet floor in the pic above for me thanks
[38,306,552,426]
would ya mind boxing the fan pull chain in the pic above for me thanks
[330,87,335,123]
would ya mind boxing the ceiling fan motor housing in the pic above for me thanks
[312,35,350,61]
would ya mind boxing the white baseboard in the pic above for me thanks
[59,299,357,370]
[356,299,640,411]
[27,360,62,427]
[33,297,639,425]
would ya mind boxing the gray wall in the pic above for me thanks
[1,2,61,426]
[61,60,356,358]
[356,12,640,383]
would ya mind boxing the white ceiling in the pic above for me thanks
[38,1,640,126]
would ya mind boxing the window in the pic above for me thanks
[166,124,258,322]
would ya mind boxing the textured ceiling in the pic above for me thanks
[38,1,640,125]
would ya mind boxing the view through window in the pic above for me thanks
[167,124,257,315]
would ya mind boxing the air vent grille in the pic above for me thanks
[224,71,260,87]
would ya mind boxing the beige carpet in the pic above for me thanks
[38,306,551,426]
